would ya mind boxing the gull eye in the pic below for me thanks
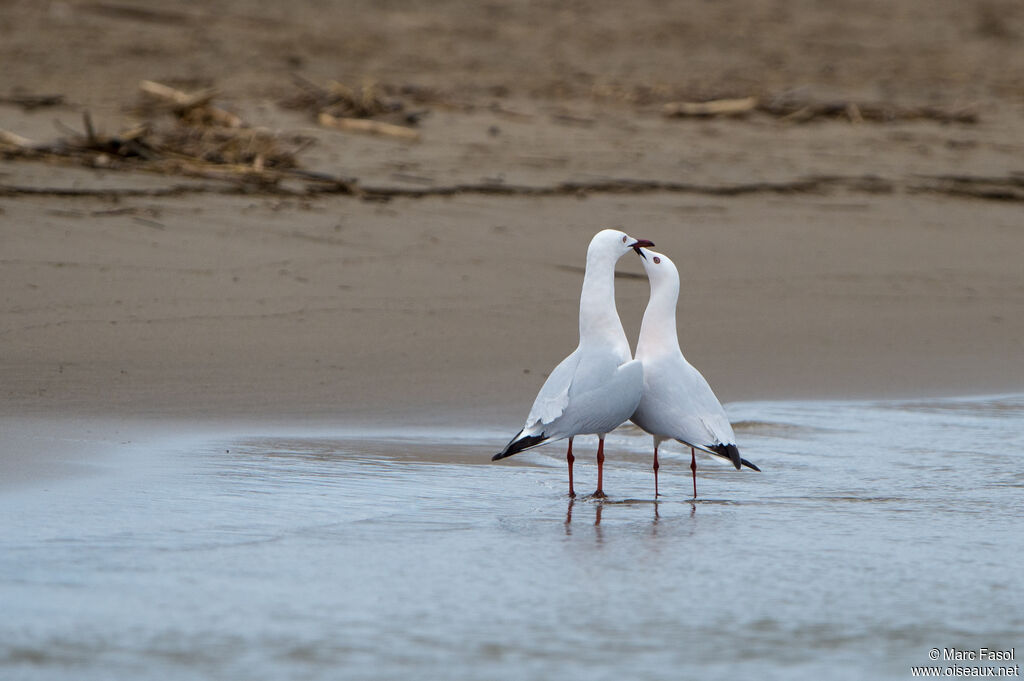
[653,256,661,264]
[621,235,627,243]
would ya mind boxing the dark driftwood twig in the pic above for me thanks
[662,94,978,124]
[0,93,65,110]
[2,173,1023,203]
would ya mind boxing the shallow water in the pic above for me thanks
[3,395,1023,680]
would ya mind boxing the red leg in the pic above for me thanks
[594,435,606,498]
[566,437,575,498]
[690,447,697,499]
[653,444,660,497]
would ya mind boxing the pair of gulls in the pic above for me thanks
[493,229,759,498]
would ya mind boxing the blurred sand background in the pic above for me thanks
[2,0,1024,428]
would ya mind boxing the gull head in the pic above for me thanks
[589,228,655,261]
[637,247,679,287]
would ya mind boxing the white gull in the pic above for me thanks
[630,248,760,497]
[493,229,655,498]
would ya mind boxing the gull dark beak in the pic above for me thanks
[630,239,655,259]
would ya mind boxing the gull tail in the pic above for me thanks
[692,442,761,471]
[708,443,742,469]
[707,443,759,471]
[493,429,547,461]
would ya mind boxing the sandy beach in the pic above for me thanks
[3,1,1023,428]
[2,3,1024,679]
[3,188,1024,424]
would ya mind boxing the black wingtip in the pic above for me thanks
[740,457,761,472]
[493,430,547,461]
[709,443,743,470]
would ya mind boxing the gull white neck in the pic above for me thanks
[578,249,629,350]
[636,275,681,359]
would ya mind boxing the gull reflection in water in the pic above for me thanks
[564,496,676,536]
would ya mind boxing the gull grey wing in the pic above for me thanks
[560,357,644,436]
[639,355,736,448]
[524,349,582,430]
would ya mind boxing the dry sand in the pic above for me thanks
[2,0,1023,431]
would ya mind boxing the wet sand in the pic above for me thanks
[3,189,1023,425]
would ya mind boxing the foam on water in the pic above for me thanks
[2,395,1022,680]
